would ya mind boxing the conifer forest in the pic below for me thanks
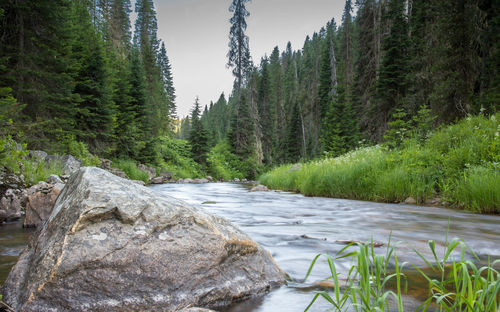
[0,0,499,207]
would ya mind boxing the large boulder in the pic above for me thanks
[2,167,286,311]
[23,182,64,228]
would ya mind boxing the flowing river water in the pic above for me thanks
[1,182,499,311]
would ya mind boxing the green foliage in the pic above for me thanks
[112,159,149,183]
[189,97,209,165]
[450,166,500,214]
[304,236,405,312]
[305,234,499,311]
[261,114,500,213]
[157,136,201,179]
[0,136,27,174]
[62,136,100,167]
[23,159,64,186]
[207,143,246,181]
[413,235,500,312]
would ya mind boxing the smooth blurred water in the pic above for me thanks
[151,182,500,312]
[1,182,499,311]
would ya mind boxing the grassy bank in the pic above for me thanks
[260,114,500,213]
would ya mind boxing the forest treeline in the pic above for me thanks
[0,0,175,163]
[180,0,499,176]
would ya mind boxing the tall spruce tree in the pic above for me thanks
[72,1,115,151]
[189,97,209,165]
[227,0,252,155]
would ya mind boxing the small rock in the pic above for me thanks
[206,176,214,182]
[24,182,64,228]
[46,174,64,185]
[404,197,417,205]
[150,176,165,184]
[99,158,113,171]
[159,171,172,180]
[138,164,156,180]
[109,169,128,179]
[28,150,48,161]
[242,179,248,182]
[184,178,194,183]
[46,155,82,175]
[177,178,185,184]
[0,209,7,223]
[132,180,146,186]
[250,185,269,192]
[233,178,241,182]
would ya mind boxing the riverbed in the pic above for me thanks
[1,182,499,311]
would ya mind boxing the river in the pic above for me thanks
[1,182,499,311]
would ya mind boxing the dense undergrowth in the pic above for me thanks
[1,134,249,187]
[260,114,500,213]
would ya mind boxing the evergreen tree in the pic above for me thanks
[257,57,277,165]
[227,0,252,156]
[189,97,209,165]
[375,0,410,136]
[71,1,115,151]
[158,41,176,119]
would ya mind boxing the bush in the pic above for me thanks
[63,135,100,166]
[207,143,246,181]
[156,137,202,179]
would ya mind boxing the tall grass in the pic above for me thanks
[260,114,500,213]
[112,159,150,183]
[304,235,500,312]
[23,159,64,185]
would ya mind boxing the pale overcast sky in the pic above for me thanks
[151,0,345,116]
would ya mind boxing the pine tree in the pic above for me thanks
[158,41,176,119]
[227,0,252,156]
[0,0,76,149]
[257,57,277,165]
[71,1,115,151]
[189,97,209,165]
[375,0,410,136]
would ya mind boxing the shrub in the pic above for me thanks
[207,143,246,181]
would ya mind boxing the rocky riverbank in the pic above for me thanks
[0,151,249,226]
[1,167,286,311]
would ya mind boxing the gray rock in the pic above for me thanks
[99,158,113,171]
[109,168,128,179]
[184,178,194,183]
[150,176,165,184]
[0,188,25,222]
[132,180,146,186]
[138,164,156,180]
[250,185,269,192]
[46,155,82,175]
[2,167,286,311]
[404,197,417,205]
[0,209,6,223]
[46,174,64,185]
[28,150,48,161]
[24,182,64,228]
[159,171,172,180]
[233,178,241,182]
[206,176,214,182]
[181,308,217,312]
[192,178,209,184]
[0,169,25,194]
